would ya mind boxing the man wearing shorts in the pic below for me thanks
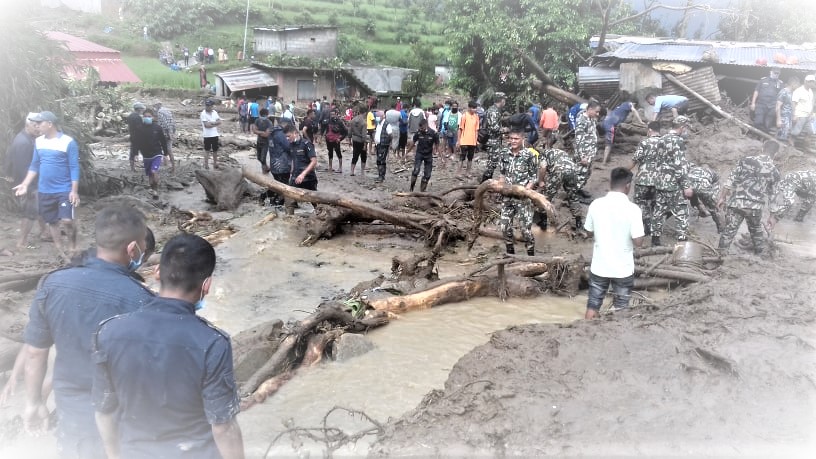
[138,109,167,199]
[14,111,80,259]
[3,113,45,248]
[457,101,479,175]
[200,100,222,169]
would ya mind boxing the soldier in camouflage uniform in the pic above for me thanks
[687,163,723,233]
[629,121,662,234]
[650,116,694,245]
[768,170,816,229]
[480,92,507,183]
[499,130,539,255]
[717,140,781,254]
[573,101,600,194]
[776,76,800,144]
[534,148,583,230]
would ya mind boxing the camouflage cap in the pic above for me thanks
[494,91,506,100]
[673,115,691,126]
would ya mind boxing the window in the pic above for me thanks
[297,79,316,101]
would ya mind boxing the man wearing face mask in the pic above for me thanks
[751,67,783,134]
[93,234,244,459]
[20,205,154,459]
[138,108,167,200]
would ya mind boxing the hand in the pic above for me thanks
[69,191,80,207]
[716,198,725,210]
[580,159,588,166]
[766,215,778,231]
[683,188,693,199]
[23,401,50,434]
[12,183,28,197]
[295,173,305,185]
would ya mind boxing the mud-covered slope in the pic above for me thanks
[371,253,816,457]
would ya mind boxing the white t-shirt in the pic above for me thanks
[584,191,644,278]
[792,86,814,118]
[374,121,393,144]
[200,110,221,137]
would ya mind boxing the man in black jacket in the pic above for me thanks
[138,109,167,200]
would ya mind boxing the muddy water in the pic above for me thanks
[198,211,584,457]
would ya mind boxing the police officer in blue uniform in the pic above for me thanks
[751,67,783,133]
[22,206,154,459]
[92,233,244,459]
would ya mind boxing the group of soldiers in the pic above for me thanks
[491,93,815,257]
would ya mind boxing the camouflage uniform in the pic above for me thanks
[535,148,582,228]
[718,154,780,253]
[481,105,503,181]
[769,170,816,221]
[632,135,662,234]
[573,111,598,190]
[776,87,794,142]
[651,131,691,240]
[499,146,539,253]
[687,164,723,233]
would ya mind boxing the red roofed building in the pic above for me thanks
[45,31,141,85]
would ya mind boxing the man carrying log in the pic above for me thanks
[650,116,693,246]
[583,167,645,319]
[768,170,816,228]
[629,121,662,235]
[498,129,539,256]
[535,147,582,231]
[283,123,318,215]
[717,140,780,255]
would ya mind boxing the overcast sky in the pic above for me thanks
[627,0,736,39]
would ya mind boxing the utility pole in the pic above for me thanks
[242,0,250,61]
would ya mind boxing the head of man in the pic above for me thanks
[647,121,661,136]
[306,108,315,119]
[331,108,340,119]
[450,102,459,114]
[152,101,163,111]
[24,112,39,136]
[28,111,59,138]
[763,139,780,158]
[672,115,691,136]
[95,205,147,269]
[585,101,601,119]
[133,102,146,114]
[158,233,215,306]
[204,99,215,112]
[770,67,781,80]
[418,119,428,133]
[787,76,801,89]
[142,108,154,125]
[805,74,816,88]
[259,108,269,118]
[468,100,477,113]
[507,129,524,151]
[413,100,420,108]
[645,93,656,106]
[494,92,507,109]
[609,167,633,194]
[283,122,300,143]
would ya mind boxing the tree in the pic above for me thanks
[121,0,262,40]
[718,0,816,42]
[441,0,664,99]
[399,42,437,98]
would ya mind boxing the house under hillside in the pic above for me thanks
[45,31,140,85]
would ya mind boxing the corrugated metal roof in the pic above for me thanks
[346,66,415,93]
[661,66,721,113]
[45,31,119,54]
[578,67,619,102]
[594,35,816,71]
[215,67,278,91]
[254,26,337,32]
[63,59,141,83]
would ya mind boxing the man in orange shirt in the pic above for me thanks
[539,104,559,149]
[457,101,480,175]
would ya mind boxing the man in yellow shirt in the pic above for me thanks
[457,101,480,175]
[366,109,377,157]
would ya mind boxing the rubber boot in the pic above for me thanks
[527,247,535,256]
[794,209,807,222]
[410,176,417,191]
[651,235,662,246]
[420,178,429,192]
[574,216,583,230]
[505,244,515,255]
[537,212,548,231]
[712,212,723,233]
[642,219,651,236]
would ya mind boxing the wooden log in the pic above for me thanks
[194,168,249,211]
[634,266,709,283]
[473,179,557,220]
[520,52,585,106]
[634,246,676,258]
[634,278,679,289]
[369,278,492,313]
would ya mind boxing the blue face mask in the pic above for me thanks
[194,299,206,311]
[143,117,153,125]
[128,245,144,272]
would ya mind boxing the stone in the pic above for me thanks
[331,333,375,362]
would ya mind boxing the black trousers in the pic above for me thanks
[351,141,367,165]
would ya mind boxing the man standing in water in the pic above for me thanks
[584,168,644,319]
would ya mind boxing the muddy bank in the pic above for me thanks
[371,246,816,457]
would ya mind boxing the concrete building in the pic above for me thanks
[253,26,338,58]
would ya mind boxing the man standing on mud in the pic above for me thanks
[3,112,45,249]
[93,234,244,459]
[200,100,222,170]
[717,140,780,255]
[374,112,393,183]
[498,129,539,256]
[283,123,318,215]
[407,119,439,192]
[480,92,507,183]
[14,111,80,259]
[751,67,783,134]
[650,116,693,246]
[153,101,176,172]
[21,206,154,458]
[584,167,644,319]
[629,121,662,235]
[127,102,145,172]
[573,101,600,197]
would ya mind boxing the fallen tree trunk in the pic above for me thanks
[470,179,557,248]
[634,266,709,283]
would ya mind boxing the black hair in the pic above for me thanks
[646,93,656,100]
[95,206,147,250]
[587,101,601,110]
[259,108,269,117]
[142,108,154,116]
[145,227,156,254]
[468,100,477,109]
[610,167,633,189]
[306,108,315,116]
[508,128,525,137]
[419,119,428,128]
[283,123,298,134]
[763,140,780,155]
[647,121,661,132]
[159,233,215,293]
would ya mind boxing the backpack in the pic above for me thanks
[508,113,529,131]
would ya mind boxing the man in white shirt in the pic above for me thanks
[200,99,222,169]
[791,74,815,139]
[583,167,645,319]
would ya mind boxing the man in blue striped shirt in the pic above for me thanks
[14,111,80,258]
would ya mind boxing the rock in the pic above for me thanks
[165,180,185,191]
[331,333,375,362]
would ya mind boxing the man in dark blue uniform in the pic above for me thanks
[3,112,45,248]
[751,67,783,134]
[22,206,154,459]
[407,119,439,192]
[92,234,244,459]
[283,122,318,215]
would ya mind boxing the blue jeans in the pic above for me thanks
[586,272,634,311]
